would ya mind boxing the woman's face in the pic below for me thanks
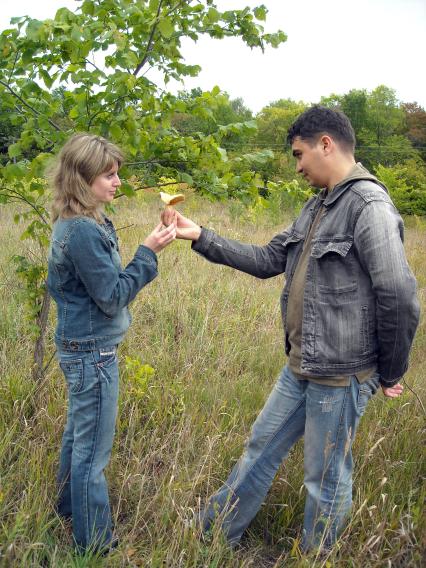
[90,163,121,204]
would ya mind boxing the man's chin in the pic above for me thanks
[307,179,323,189]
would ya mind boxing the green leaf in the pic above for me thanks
[3,163,26,180]
[217,147,228,162]
[69,106,80,119]
[206,8,220,24]
[29,180,46,194]
[253,6,267,21]
[39,69,53,88]
[22,49,36,64]
[26,20,43,41]
[118,181,136,197]
[109,124,122,139]
[178,172,193,185]
[28,153,53,179]
[55,7,74,22]
[158,18,174,38]
[81,1,95,16]
[71,24,81,43]
[10,16,26,24]
[8,143,22,159]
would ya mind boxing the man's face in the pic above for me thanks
[291,136,328,189]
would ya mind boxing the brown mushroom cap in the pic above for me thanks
[160,192,185,205]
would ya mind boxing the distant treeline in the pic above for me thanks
[1,84,425,214]
[171,85,426,215]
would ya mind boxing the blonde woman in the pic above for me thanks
[47,133,176,553]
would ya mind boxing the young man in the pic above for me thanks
[162,106,420,551]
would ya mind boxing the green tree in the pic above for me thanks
[255,98,307,147]
[246,99,307,189]
[402,102,426,161]
[321,86,419,168]
[0,0,286,378]
[375,159,426,215]
[172,88,254,148]
[321,89,369,148]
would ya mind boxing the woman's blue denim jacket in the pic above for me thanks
[47,215,158,352]
[193,180,420,387]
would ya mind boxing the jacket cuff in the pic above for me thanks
[191,227,214,255]
[136,245,158,266]
[379,376,402,388]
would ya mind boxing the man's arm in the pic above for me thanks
[162,209,292,279]
[354,200,420,388]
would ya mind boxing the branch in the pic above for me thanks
[83,58,106,76]
[12,104,56,149]
[125,159,194,165]
[113,180,184,200]
[0,79,63,132]
[2,188,50,226]
[86,93,131,129]
[165,1,187,18]
[7,50,20,84]
[133,0,164,77]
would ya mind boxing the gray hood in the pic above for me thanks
[334,162,388,193]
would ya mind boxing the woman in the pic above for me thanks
[47,133,176,553]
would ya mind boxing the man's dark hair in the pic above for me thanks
[287,105,356,153]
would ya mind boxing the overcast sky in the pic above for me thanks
[1,0,425,112]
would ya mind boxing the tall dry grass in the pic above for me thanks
[0,193,424,567]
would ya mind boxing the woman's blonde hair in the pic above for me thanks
[51,133,124,223]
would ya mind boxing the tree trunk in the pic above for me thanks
[32,286,51,381]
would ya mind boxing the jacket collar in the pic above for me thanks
[321,162,388,208]
[323,178,389,208]
[323,182,353,207]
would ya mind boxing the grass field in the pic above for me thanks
[0,192,425,567]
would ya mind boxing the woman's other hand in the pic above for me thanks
[143,222,176,253]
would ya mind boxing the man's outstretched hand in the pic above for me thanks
[161,209,201,241]
[381,382,404,398]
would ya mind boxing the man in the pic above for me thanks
[162,106,420,551]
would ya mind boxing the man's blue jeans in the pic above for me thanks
[201,365,380,550]
[56,346,119,552]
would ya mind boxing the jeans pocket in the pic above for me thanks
[60,359,84,394]
[357,385,371,415]
[94,348,118,385]
[356,375,379,415]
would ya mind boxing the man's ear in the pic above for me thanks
[319,134,333,155]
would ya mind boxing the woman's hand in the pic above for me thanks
[161,209,201,241]
[143,222,176,253]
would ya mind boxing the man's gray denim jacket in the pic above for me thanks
[193,179,420,387]
[48,216,158,352]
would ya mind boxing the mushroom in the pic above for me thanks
[159,191,185,207]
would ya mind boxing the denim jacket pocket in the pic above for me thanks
[312,238,356,305]
[283,231,304,278]
[318,281,358,305]
[60,359,84,394]
[283,231,304,248]
[311,238,353,259]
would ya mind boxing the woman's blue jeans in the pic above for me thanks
[201,365,379,551]
[56,346,119,552]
